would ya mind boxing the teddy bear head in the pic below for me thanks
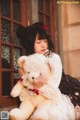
[17,53,54,87]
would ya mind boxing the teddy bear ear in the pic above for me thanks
[17,56,28,68]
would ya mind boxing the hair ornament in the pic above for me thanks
[41,25,48,30]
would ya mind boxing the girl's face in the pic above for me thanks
[34,34,48,54]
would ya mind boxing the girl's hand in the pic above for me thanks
[33,75,47,89]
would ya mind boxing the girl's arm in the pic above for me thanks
[39,53,62,103]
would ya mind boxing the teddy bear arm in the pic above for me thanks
[11,81,24,97]
[20,100,35,115]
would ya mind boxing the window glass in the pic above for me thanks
[2,71,11,96]
[46,16,50,32]
[1,0,10,17]
[1,19,10,43]
[38,0,43,11]
[45,0,50,14]
[13,23,20,45]
[13,0,21,21]
[2,46,10,65]
[14,73,19,84]
[39,13,44,23]
[13,48,21,70]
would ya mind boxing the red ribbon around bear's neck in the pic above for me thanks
[16,77,39,95]
[29,88,39,95]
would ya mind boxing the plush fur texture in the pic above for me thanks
[9,53,75,120]
[9,53,56,120]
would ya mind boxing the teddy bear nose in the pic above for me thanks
[32,77,35,79]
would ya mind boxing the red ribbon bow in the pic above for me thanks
[16,77,39,95]
[41,25,47,30]
[29,88,39,95]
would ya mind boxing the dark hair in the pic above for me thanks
[16,22,54,55]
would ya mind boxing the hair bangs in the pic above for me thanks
[37,30,48,40]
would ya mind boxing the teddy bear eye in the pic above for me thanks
[32,77,35,79]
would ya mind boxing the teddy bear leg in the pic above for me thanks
[9,101,35,120]
[9,108,22,120]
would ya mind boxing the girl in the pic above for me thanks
[17,22,62,96]
[16,22,80,119]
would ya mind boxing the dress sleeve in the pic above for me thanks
[39,53,62,102]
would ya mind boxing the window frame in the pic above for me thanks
[0,0,28,107]
[38,0,56,51]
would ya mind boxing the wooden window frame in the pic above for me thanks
[0,0,28,108]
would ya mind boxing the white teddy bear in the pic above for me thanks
[9,53,56,120]
[9,53,75,120]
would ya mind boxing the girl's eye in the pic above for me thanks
[28,72,30,74]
